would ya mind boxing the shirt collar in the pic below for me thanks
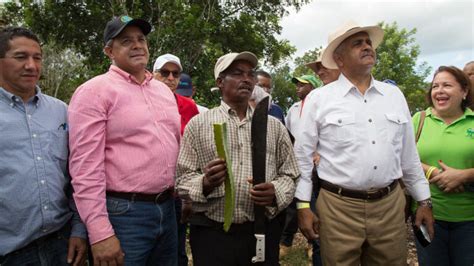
[219,100,253,120]
[338,74,381,97]
[0,86,41,105]
[426,107,474,120]
[109,65,153,85]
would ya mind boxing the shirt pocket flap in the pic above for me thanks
[326,114,356,126]
[385,113,408,125]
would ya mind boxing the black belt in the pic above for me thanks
[320,179,398,200]
[188,212,286,234]
[106,188,174,204]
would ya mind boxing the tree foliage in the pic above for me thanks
[373,21,431,112]
[271,63,297,111]
[1,0,308,106]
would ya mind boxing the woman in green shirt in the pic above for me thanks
[413,66,474,266]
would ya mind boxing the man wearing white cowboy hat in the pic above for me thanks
[305,48,340,86]
[294,20,434,265]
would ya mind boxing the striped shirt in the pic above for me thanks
[176,101,299,223]
[68,65,181,244]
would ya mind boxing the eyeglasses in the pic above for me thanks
[159,69,181,78]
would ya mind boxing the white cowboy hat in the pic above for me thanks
[305,48,338,72]
[321,20,384,69]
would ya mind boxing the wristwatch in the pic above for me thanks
[418,198,433,209]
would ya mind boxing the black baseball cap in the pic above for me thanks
[103,15,152,44]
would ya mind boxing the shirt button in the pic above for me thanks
[10,103,14,107]
[372,140,376,144]
[37,156,42,161]
[32,134,37,138]
[42,229,48,232]
[15,98,19,102]
[338,119,342,123]
[368,118,372,123]
[40,180,45,184]
[373,166,377,170]
[43,205,48,210]
[364,99,367,103]
[27,114,32,119]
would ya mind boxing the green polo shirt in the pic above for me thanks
[412,108,474,222]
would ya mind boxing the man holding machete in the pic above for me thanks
[175,51,299,265]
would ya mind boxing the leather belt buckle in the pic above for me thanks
[366,190,379,200]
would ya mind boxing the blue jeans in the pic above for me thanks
[107,196,177,266]
[0,227,69,266]
[415,220,474,266]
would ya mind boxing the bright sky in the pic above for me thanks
[278,0,474,81]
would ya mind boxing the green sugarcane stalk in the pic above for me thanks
[213,123,235,232]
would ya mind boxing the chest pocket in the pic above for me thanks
[325,114,356,143]
[48,130,69,161]
[384,113,408,145]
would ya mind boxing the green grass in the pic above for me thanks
[280,246,312,266]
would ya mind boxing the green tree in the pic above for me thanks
[1,0,309,106]
[271,63,297,111]
[40,42,89,101]
[373,21,431,112]
[293,46,321,77]
[271,47,323,112]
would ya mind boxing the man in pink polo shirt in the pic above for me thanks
[68,16,181,266]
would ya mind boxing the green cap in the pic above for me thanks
[291,75,321,88]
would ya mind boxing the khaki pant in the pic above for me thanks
[316,184,406,266]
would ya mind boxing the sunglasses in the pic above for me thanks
[159,69,181,78]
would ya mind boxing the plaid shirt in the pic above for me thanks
[176,101,300,223]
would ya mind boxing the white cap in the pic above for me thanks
[153,53,182,71]
[213,52,258,80]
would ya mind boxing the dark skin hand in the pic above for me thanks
[67,237,88,266]
[414,205,435,241]
[202,158,227,196]
[247,177,276,206]
[91,235,124,266]
[297,208,319,241]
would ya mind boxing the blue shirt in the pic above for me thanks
[0,87,86,255]
[269,103,285,125]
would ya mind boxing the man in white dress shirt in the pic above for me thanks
[285,74,320,139]
[294,21,434,265]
